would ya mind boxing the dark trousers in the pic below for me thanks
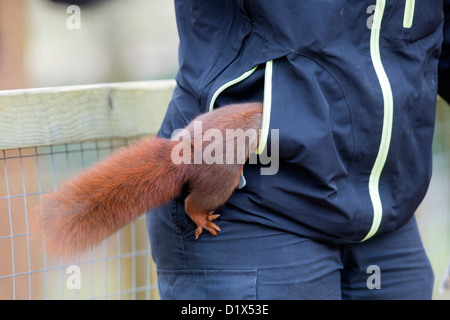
[147,199,434,300]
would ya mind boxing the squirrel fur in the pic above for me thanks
[32,102,263,258]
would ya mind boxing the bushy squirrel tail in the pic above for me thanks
[32,137,186,259]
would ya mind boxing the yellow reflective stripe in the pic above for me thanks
[403,0,415,29]
[208,61,273,156]
[256,60,273,155]
[208,66,258,112]
[362,0,394,242]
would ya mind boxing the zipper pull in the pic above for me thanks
[238,173,246,189]
[403,0,415,29]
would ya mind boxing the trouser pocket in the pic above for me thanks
[157,269,257,300]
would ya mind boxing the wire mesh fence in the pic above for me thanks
[0,138,159,300]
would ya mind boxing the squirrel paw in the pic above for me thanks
[194,212,221,239]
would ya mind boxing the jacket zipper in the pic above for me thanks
[208,61,273,155]
[208,66,258,112]
[257,60,273,155]
[403,0,415,29]
[208,62,273,189]
[362,0,394,242]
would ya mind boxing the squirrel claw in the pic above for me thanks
[195,226,203,239]
[208,214,220,221]
[194,221,221,239]
[194,213,221,239]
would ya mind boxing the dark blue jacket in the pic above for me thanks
[157,0,450,244]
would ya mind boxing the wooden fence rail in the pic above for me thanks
[0,80,175,150]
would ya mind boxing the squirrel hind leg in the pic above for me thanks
[184,196,221,239]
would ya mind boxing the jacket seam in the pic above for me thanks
[282,51,359,235]
[197,3,251,108]
[287,51,357,174]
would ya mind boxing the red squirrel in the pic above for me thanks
[32,102,263,258]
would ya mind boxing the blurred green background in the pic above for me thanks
[417,97,450,300]
[0,0,179,90]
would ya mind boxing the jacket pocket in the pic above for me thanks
[208,60,273,156]
[157,269,257,300]
[382,0,442,47]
